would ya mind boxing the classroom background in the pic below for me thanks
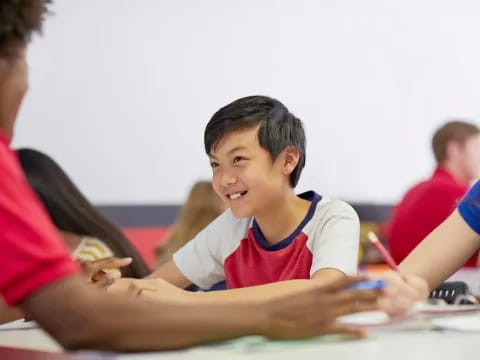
[12,0,480,267]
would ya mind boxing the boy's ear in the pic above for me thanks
[281,146,300,176]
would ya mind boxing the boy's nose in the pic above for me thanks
[220,171,237,187]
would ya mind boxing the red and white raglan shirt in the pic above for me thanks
[0,131,79,305]
[173,191,359,289]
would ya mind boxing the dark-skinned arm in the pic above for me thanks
[22,275,381,351]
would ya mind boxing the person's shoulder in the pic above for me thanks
[461,180,480,202]
[309,195,359,226]
[457,180,480,235]
[316,196,357,216]
[399,178,434,198]
[303,195,359,244]
[423,177,466,198]
[396,171,464,200]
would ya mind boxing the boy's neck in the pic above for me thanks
[441,161,470,186]
[254,191,311,246]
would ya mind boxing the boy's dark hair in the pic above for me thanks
[204,95,306,187]
[0,0,50,58]
[432,120,480,164]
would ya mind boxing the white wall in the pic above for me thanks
[13,0,480,204]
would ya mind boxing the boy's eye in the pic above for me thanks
[210,161,220,169]
[233,156,245,163]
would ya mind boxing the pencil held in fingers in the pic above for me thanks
[367,232,407,281]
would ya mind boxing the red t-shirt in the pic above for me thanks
[0,131,79,305]
[385,167,478,266]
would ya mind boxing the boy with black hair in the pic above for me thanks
[0,0,385,351]
[151,95,360,293]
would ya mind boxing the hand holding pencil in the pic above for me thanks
[366,231,429,316]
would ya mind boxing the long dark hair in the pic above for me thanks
[16,148,150,278]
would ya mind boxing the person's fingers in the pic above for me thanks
[138,289,155,298]
[90,269,107,282]
[126,280,163,297]
[322,290,382,318]
[80,257,132,275]
[321,275,370,292]
[329,299,380,318]
[106,278,129,293]
[339,300,381,317]
[370,272,419,304]
[378,272,409,292]
[89,257,133,271]
[383,281,416,298]
[337,288,382,302]
[317,323,366,338]
[127,281,143,297]
[139,284,165,293]
[379,294,415,317]
[366,272,428,317]
[93,270,122,287]
[91,269,121,283]
[107,270,122,281]
[137,289,169,304]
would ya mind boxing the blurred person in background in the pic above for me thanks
[156,180,225,267]
[385,120,480,266]
[156,180,226,290]
[17,148,150,278]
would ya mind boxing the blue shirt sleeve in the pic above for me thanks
[457,180,480,235]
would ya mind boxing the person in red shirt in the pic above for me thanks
[385,121,480,266]
[0,0,393,351]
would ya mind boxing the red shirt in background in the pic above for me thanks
[385,167,478,267]
[0,131,79,305]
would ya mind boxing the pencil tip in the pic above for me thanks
[367,231,378,243]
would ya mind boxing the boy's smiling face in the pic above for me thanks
[209,125,295,218]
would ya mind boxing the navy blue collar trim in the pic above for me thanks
[252,191,322,251]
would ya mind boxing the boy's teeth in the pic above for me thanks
[230,192,242,200]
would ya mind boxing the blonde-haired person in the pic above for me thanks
[156,181,225,267]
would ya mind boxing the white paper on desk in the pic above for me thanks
[432,313,480,332]
[338,302,480,327]
[337,311,396,326]
[0,319,38,330]
[415,302,480,314]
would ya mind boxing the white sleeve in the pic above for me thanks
[308,200,360,277]
[172,210,247,289]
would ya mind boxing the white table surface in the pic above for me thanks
[1,268,479,359]
[0,320,479,360]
